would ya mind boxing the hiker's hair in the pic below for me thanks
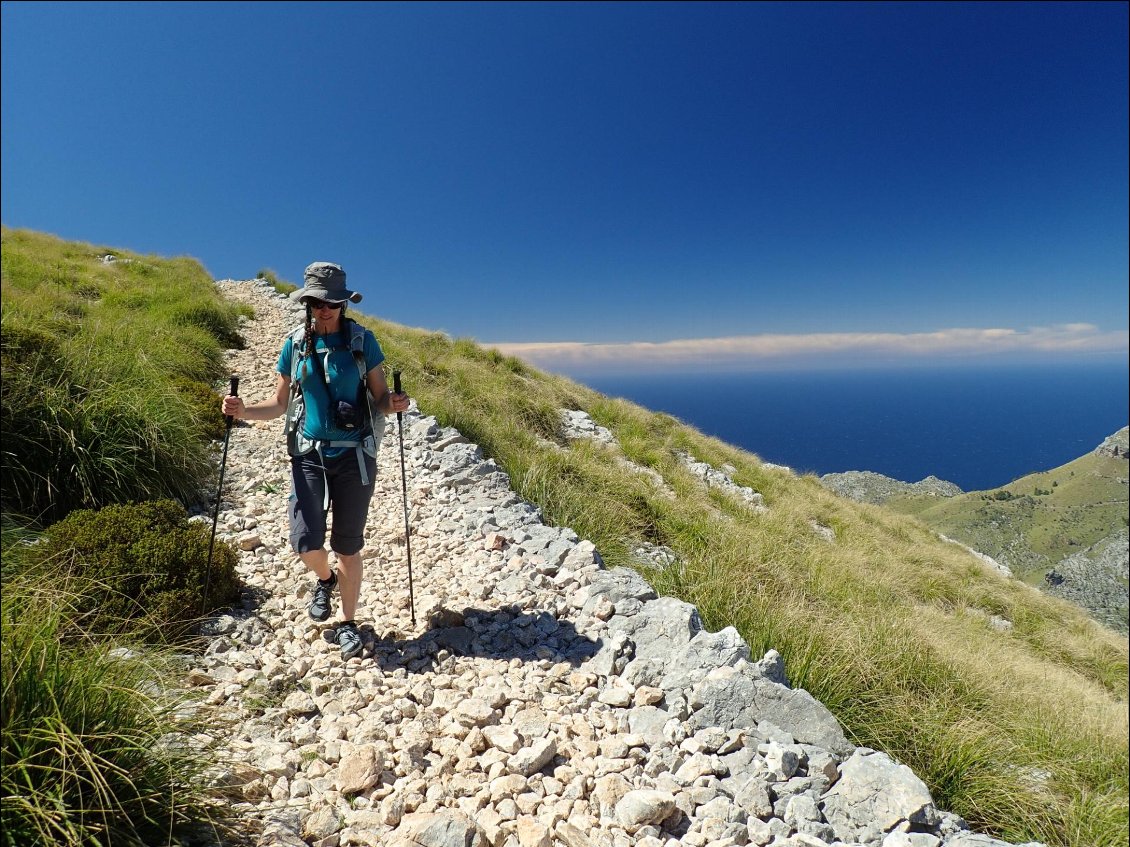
[303,304,316,360]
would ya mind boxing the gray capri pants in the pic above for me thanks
[289,450,377,555]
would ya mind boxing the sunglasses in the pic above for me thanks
[307,299,343,310]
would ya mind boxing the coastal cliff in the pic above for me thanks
[820,432,1129,635]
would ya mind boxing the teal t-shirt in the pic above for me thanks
[277,325,385,454]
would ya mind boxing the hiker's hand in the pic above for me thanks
[387,392,409,414]
[222,395,244,419]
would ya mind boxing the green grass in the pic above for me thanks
[0,556,238,846]
[1,226,249,525]
[886,451,1128,583]
[1,228,249,843]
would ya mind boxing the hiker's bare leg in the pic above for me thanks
[300,549,334,582]
[336,552,363,621]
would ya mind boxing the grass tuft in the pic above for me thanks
[0,567,237,847]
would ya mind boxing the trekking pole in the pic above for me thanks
[203,375,239,617]
[393,371,416,626]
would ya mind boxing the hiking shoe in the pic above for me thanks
[308,573,337,622]
[333,621,363,660]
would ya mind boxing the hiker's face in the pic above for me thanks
[309,299,343,329]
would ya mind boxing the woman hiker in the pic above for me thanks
[222,262,410,660]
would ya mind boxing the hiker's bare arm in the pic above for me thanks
[222,374,290,421]
[367,367,409,415]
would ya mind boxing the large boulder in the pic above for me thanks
[821,749,939,845]
[688,664,853,757]
[388,811,485,847]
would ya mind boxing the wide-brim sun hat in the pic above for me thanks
[289,261,363,304]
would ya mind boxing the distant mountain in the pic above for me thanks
[822,427,1129,634]
[820,471,963,505]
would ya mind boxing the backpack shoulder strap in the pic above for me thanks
[347,320,370,381]
[348,320,368,350]
[345,320,386,459]
[288,325,307,383]
[284,324,315,457]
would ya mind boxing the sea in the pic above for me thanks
[575,361,1129,492]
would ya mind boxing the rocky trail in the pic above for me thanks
[189,279,1037,847]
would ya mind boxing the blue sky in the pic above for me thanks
[2,1,1127,374]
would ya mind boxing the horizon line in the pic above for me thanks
[484,324,1130,373]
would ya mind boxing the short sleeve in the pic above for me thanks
[364,331,385,372]
[277,337,294,377]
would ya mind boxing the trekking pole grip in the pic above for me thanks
[393,371,403,420]
[225,375,240,427]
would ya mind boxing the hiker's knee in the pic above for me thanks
[329,532,364,556]
[291,527,326,553]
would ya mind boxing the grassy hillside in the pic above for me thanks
[1,226,249,524]
[1,228,247,845]
[887,452,1128,581]
[2,228,1128,847]
[358,311,1129,847]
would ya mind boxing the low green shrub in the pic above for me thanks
[41,500,240,639]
